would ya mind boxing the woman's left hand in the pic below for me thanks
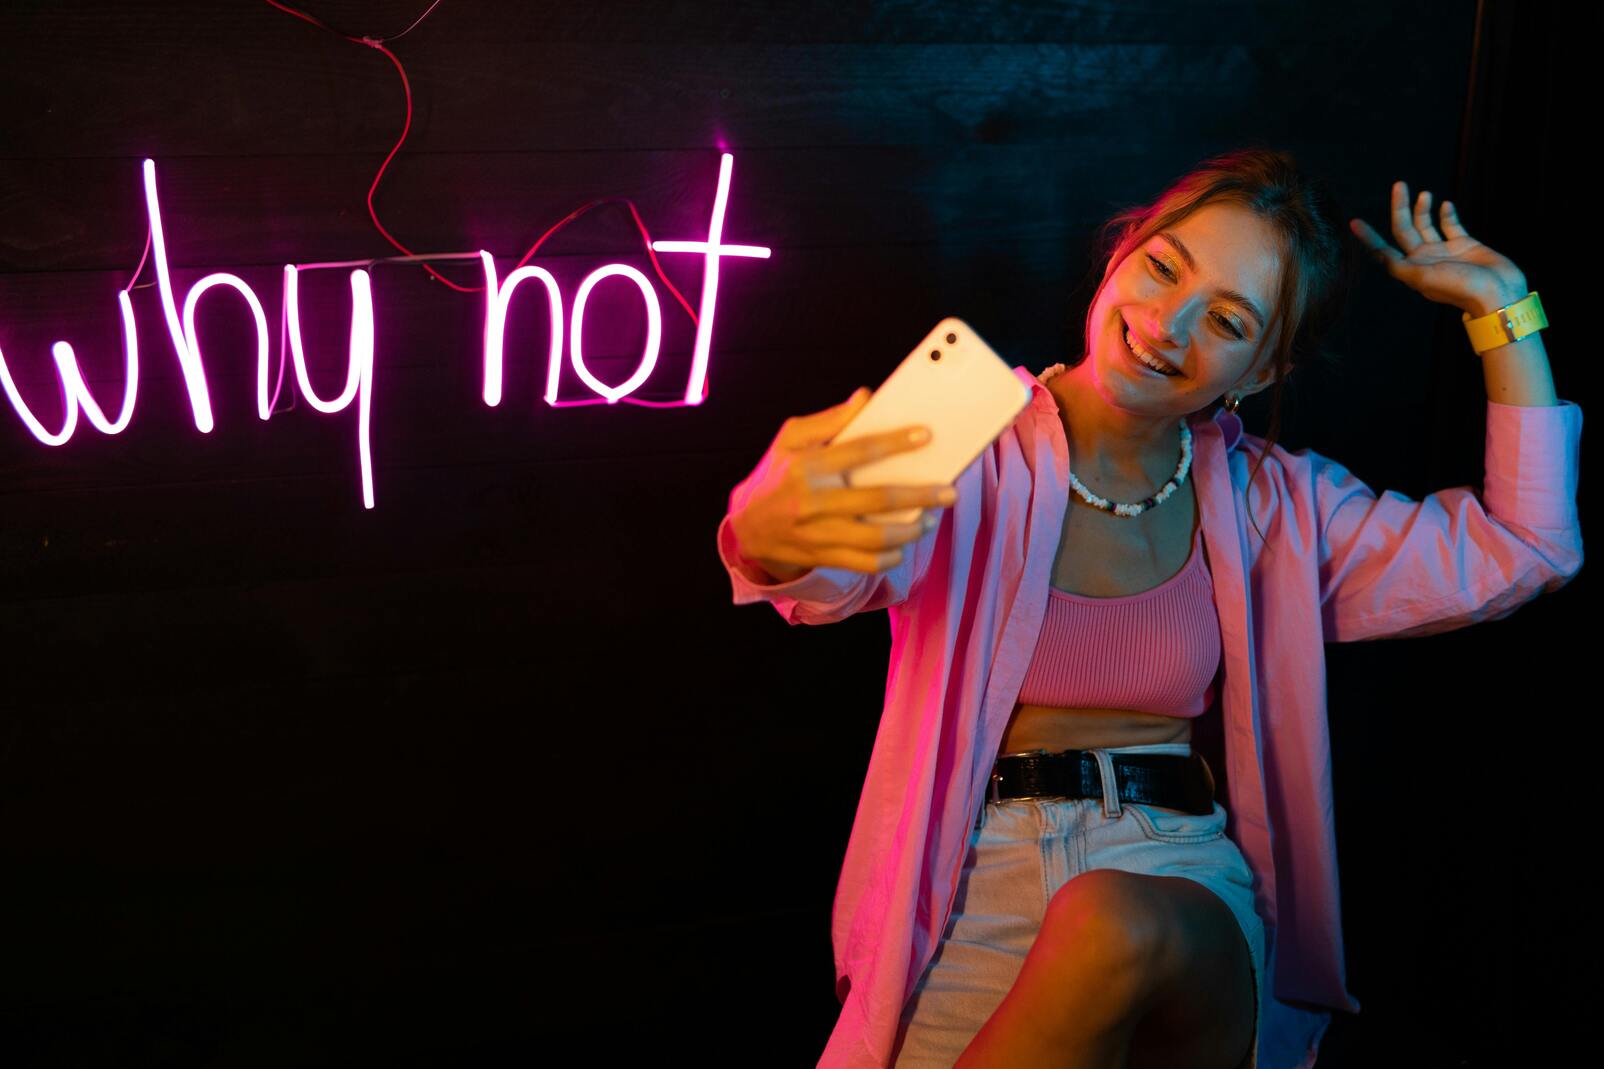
[1349,180,1528,314]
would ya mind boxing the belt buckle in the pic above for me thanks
[989,749,1049,806]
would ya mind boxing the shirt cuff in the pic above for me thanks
[1484,398,1583,532]
[717,512,857,607]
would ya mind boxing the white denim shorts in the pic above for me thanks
[890,742,1263,1069]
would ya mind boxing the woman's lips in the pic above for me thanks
[1116,317,1177,378]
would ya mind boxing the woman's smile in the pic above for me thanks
[1115,316,1181,379]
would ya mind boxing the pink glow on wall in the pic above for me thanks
[0,152,770,509]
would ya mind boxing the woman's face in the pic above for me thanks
[1082,200,1285,417]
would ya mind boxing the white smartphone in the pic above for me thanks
[829,316,1032,526]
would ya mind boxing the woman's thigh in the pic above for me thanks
[890,744,1264,1069]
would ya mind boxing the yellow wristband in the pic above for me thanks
[1461,290,1546,355]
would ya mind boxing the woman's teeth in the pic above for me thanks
[1123,326,1178,375]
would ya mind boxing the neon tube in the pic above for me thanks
[0,288,139,445]
[284,264,377,509]
[479,252,564,408]
[649,152,771,405]
[145,158,271,431]
[569,264,662,404]
[0,151,772,507]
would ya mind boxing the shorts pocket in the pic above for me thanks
[1124,799,1228,844]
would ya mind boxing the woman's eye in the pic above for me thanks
[1145,253,1177,281]
[1145,254,1245,339]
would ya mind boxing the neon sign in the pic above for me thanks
[0,154,770,509]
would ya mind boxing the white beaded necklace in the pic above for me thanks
[1037,362,1193,519]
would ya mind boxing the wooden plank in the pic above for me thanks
[0,14,1431,159]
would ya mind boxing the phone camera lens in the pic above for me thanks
[945,332,957,344]
[929,349,941,361]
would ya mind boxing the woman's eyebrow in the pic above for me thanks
[1158,230,1266,332]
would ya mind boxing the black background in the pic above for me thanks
[0,2,1593,1065]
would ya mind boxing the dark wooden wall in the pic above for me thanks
[0,2,1590,1064]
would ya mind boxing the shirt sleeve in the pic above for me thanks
[716,510,945,625]
[714,440,949,626]
[1316,399,1584,643]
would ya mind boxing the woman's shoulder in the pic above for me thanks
[1224,425,1378,545]
[1230,426,1344,487]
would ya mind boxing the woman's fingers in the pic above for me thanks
[1391,179,1424,254]
[1413,188,1443,244]
[1349,215,1404,269]
[799,508,928,545]
[810,424,930,480]
[781,387,871,450]
[1353,178,1456,274]
[1437,198,1470,241]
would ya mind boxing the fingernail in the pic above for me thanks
[910,427,930,443]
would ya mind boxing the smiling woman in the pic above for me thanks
[888,147,1363,1069]
[946,192,1312,1069]
[721,140,1579,1069]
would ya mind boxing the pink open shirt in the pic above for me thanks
[716,364,1584,1068]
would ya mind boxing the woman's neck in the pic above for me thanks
[1049,378,1186,494]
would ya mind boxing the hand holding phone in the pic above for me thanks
[829,317,1031,525]
[730,388,959,578]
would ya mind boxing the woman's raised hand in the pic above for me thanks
[1348,180,1527,313]
[730,387,958,577]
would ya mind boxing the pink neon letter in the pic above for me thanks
[649,153,770,405]
[479,252,564,408]
[283,265,377,509]
[0,289,140,446]
[144,158,270,432]
[570,264,662,404]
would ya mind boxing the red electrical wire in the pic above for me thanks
[256,0,699,333]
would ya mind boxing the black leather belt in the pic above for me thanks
[978,749,1217,826]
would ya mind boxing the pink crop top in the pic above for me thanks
[1017,523,1222,718]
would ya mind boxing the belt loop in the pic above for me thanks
[976,767,1001,829]
[1091,749,1121,818]
[1197,753,1217,800]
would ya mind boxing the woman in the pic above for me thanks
[716,148,1580,1069]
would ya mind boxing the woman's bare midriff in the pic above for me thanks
[998,703,1192,754]
[997,454,1201,758]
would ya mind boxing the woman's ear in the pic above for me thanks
[1238,365,1280,401]
[1255,349,1291,392]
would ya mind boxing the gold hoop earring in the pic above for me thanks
[1224,394,1240,413]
